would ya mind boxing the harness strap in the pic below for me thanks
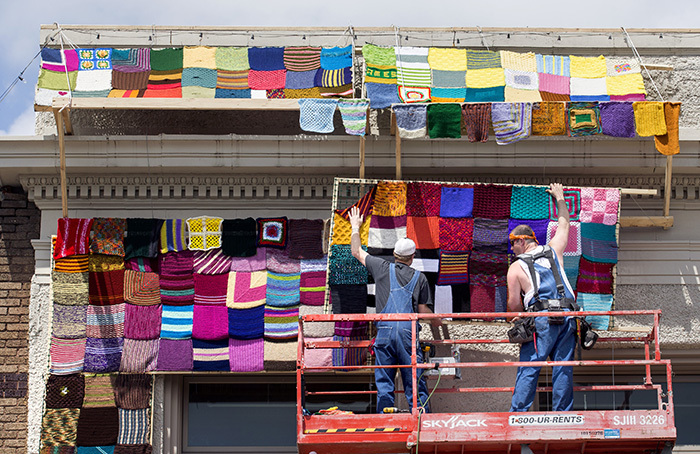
[517,246,568,306]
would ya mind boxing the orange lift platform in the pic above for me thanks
[297,309,675,454]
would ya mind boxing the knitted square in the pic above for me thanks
[117,408,149,445]
[368,215,408,250]
[547,188,581,222]
[76,406,119,446]
[114,374,152,410]
[84,338,123,373]
[123,270,160,306]
[119,339,159,373]
[183,46,216,69]
[193,273,228,305]
[440,186,474,218]
[465,86,505,102]
[42,408,80,446]
[467,49,502,70]
[606,73,645,96]
[38,68,78,91]
[124,219,161,259]
[546,221,582,256]
[299,304,334,337]
[655,102,681,156]
[89,254,125,273]
[159,219,186,253]
[216,70,249,90]
[226,271,266,309]
[505,68,539,90]
[298,98,338,133]
[472,184,512,219]
[510,185,550,220]
[90,218,126,256]
[86,303,125,338]
[501,51,537,72]
[331,213,370,246]
[229,248,267,272]
[285,68,317,89]
[215,47,249,71]
[147,69,182,89]
[266,271,301,307]
[286,219,325,260]
[365,82,400,109]
[192,305,229,341]
[577,293,613,330]
[598,101,635,138]
[328,244,368,285]
[434,285,453,314]
[633,101,667,136]
[507,219,549,253]
[41,47,67,64]
[156,339,193,371]
[330,284,368,314]
[580,188,620,225]
[123,303,162,340]
[320,45,352,70]
[88,270,125,306]
[317,67,352,87]
[300,270,327,306]
[112,48,150,72]
[462,103,491,143]
[303,335,333,369]
[53,271,89,306]
[266,248,301,274]
[257,218,288,249]
[228,305,265,339]
[55,218,93,259]
[229,337,264,372]
[577,257,614,294]
[264,305,300,340]
[80,373,115,407]
[338,99,370,136]
[186,216,223,251]
[160,305,193,339]
[406,182,441,217]
[114,445,151,454]
[334,321,368,337]
[331,335,367,369]
[248,70,286,90]
[193,339,230,371]
[216,87,251,99]
[470,284,495,313]
[606,57,641,77]
[248,47,285,71]
[563,255,581,291]
[540,91,570,102]
[465,68,505,89]
[46,374,85,408]
[193,249,232,275]
[284,46,321,72]
[427,103,462,138]
[437,250,470,285]
[159,255,195,306]
[372,181,407,217]
[505,87,542,102]
[50,337,86,375]
[112,69,149,90]
[124,257,158,273]
[472,218,509,254]
[491,102,533,144]
[54,255,89,273]
[470,252,508,287]
[580,222,618,264]
[537,54,570,76]
[396,47,431,86]
[538,73,570,95]
[393,104,427,138]
[406,216,440,250]
[531,102,567,136]
[570,78,609,102]
[432,87,467,102]
[42,48,79,71]
[221,218,257,257]
[439,218,473,252]
[412,257,439,273]
[264,339,297,369]
[567,102,602,136]
[427,47,466,71]
[268,87,287,99]
[569,55,606,78]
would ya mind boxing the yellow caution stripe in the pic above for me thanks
[305,427,401,434]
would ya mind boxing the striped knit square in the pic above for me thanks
[396,46,431,88]
[50,336,86,375]
[119,339,159,372]
[227,271,267,309]
[123,270,160,306]
[112,69,149,90]
[472,218,509,254]
[42,408,80,447]
[580,188,620,225]
[538,73,570,96]
[118,408,150,445]
[124,303,162,340]
[228,305,265,339]
[76,406,119,446]
[439,217,473,252]
[54,255,89,273]
[406,216,440,250]
[470,284,496,313]
[193,273,228,305]
[83,375,116,408]
[577,293,613,330]
[320,45,352,70]
[266,271,301,307]
[159,272,195,306]
[537,55,570,76]
[257,218,288,249]
[406,182,441,217]
[264,305,300,340]
[338,99,370,136]
[125,257,158,273]
[86,303,125,338]
[186,216,223,251]
[192,305,229,340]
[194,249,233,274]
[531,102,567,136]
[84,337,123,373]
[147,69,182,90]
[88,254,125,273]
[159,219,186,253]
[55,218,93,259]
[546,221,582,256]
[548,188,581,221]
[331,334,367,369]
[114,374,152,410]
[230,248,267,272]
[46,374,85,409]
[89,269,125,306]
[334,321,368,337]
[440,186,474,218]
[317,67,351,87]
[462,103,491,143]
[193,339,230,371]
[300,270,326,306]
[284,46,321,72]
[215,47,249,71]
[287,219,325,260]
[576,257,614,294]
[567,102,601,136]
[470,252,508,287]
[216,70,249,90]
[472,184,512,219]
[156,339,193,371]
[160,305,193,339]
[491,102,532,144]
[90,218,126,256]
[507,219,549,254]
[53,271,89,306]
[580,222,618,264]
[510,185,550,220]
[372,182,407,217]
[437,251,470,285]
[467,49,502,70]
[368,215,407,250]
[329,245,368,285]
[266,248,301,274]
[229,337,264,372]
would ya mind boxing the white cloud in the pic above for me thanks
[0,106,36,136]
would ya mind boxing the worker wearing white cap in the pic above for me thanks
[349,206,437,413]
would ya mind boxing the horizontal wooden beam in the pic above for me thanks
[619,216,673,228]
[621,188,658,196]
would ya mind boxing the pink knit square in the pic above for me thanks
[580,188,620,225]
[192,305,229,340]
[229,338,264,372]
[248,70,287,90]
[538,73,570,95]
[546,221,582,256]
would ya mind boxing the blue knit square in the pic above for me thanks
[577,292,613,329]
[440,187,474,218]
[215,88,251,98]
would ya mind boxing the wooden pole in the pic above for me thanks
[395,131,402,180]
[359,136,366,179]
[54,109,68,218]
[663,155,673,218]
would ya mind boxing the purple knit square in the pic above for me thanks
[600,102,635,138]
[192,305,229,341]
[507,219,549,254]
[230,247,267,272]
[229,338,264,372]
[156,338,193,371]
[160,250,194,276]
[124,303,162,340]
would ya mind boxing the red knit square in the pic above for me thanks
[439,218,473,251]
[407,216,440,249]
[576,257,614,294]
[470,284,495,312]
[472,184,513,219]
[406,182,441,217]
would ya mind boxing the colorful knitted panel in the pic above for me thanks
[437,251,470,285]
[89,270,126,306]
[501,51,537,72]
[192,305,229,340]
[537,54,570,76]
[472,184,512,219]
[50,337,86,375]
[285,69,318,89]
[229,248,267,272]
[46,374,85,408]
[84,337,123,373]
[266,271,301,307]
[54,255,89,273]
[86,303,125,338]
[53,271,89,306]
[507,218,549,253]
[298,98,338,133]
[257,217,288,248]
[284,46,321,72]
[368,215,408,250]
[90,218,126,256]
[156,339,193,371]
[193,273,228,305]
[393,104,427,138]
[229,337,264,372]
[365,64,397,85]
[577,257,614,294]
[633,101,667,136]
[192,339,230,371]
[398,86,430,103]
[473,218,509,254]
[655,102,681,156]
[546,221,582,256]
[407,216,440,250]
[160,304,193,339]
[181,67,217,88]
[116,408,150,444]
[264,305,299,339]
[510,185,550,219]
[248,69,286,90]
[119,338,159,372]
[440,186,474,218]
[300,270,326,306]
[331,213,370,246]
[123,303,162,340]
[406,182,441,217]
[287,219,324,259]
[470,252,508,287]
[396,46,431,88]
[228,305,265,339]
[491,102,532,145]
[124,219,161,259]
[427,103,462,138]
[55,218,93,259]
[159,273,194,306]
[88,254,125,273]
[331,334,368,369]
[338,99,369,136]
[462,103,491,143]
[577,293,613,329]
[226,271,266,309]
[549,187,582,221]
[42,408,80,446]
[580,188,620,225]
[580,222,618,264]
[538,73,570,96]
[427,48,466,71]
[439,217,474,252]
[123,270,160,306]
[466,68,505,89]
[193,249,232,275]
[159,219,186,253]
[531,102,567,136]
[330,284,368,314]
[186,216,223,251]
[247,47,285,71]
[216,70,249,90]
[567,102,601,136]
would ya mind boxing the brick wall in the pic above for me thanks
[0,186,40,453]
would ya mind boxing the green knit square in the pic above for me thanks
[150,48,183,71]
[510,186,550,219]
[427,104,462,139]
[216,47,250,71]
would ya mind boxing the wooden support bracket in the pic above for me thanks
[52,108,68,218]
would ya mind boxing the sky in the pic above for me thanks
[0,0,696,135]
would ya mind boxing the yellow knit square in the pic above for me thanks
[428,48,467,71]
[187,218,204,233]
[189,235,204,250]
[500,51,537,72]
[570,55,607,78]
[331,213,370,245]
[372,182,407,217]
[633,102,667,137]
[505,86,542,102]
[605,73,646,96]
[186,216,223,251]
[466,68,505,88]
[183,46,217,69]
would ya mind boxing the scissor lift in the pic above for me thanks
[297,310,675,454]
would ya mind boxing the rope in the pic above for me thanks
[621,27,664,102]
[477,26,490,51]
[415,368,441,454]
[394,26,406,89]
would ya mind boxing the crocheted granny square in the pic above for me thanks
[470,251,508,287]
[407,216,440,250]
[226,271,267,309]
[440,186,474,218]
[192,339,230,371]
[546,221,582,256]
[576,257,614,294]
[229,337,264,372]
[439,217,474,252]
[580,188,620,225]
[567,102,601,136]
[473,184,512,219]
[510,185,550,220]
[160,304,193,340]
[577,292,613,330]
[548,188,581,221]
[228,305,265,340]
[264,305,299,340]
[472,218,509,254]
[507,218,549,254]
[257,217,287,249]
[437,250,470,285]
[186,216,223,251]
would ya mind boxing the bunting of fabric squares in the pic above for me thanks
[229,248,267,272]
[88,254,124,273]
[264,305,299,340]
[86,303,125,338]
[406,216,440,250]
[368,214,407,250]
[472,218,509,254]
[580,222,618,264]
[576,257,614,294]
[337,99,369,136]
[393,104,427,139]
[125,219,161,259]
[192,305,229,340]
[507,219,549,253]
[41,408,80,446]
[406,182,441,217]
[655,102,681,156]
[580,187,620,225]
[53,305,87,339]
[229,337,264,372]
[567,101,602,136]
[186,216,223,251]
[228,305,265,339]
[440,186,474,218]
[266,271,301,307]
[226,271,267,309]
[365,82,401,108]
[570,77,609,102]
[119,338,159,372]
[89,269,125,306]
[123,270,160,306]
[192,338,230,371]
[160,304,193,339]
[54,218,93,259]
[473,184,512,219]
[633,101,667,136]
[439,217,473,252]
[49,336,86,375]
[577,292,613,329]
[437,250,470,285]
[156,338,193,371]
[53,271,89,306]
[193,273,228,305]
[284,46,321,71]
[546,221,582,256]
[462,103,491,143]
[330,284,368,314]
[300,269,326,306]
[549,187,582,221]
[491,102,532,144]
[124,303,162,340]
[298,98,338,133]
[83,337,123,373]
[531,102,567,136]
[328,245,368,285]
[427,103,462,138]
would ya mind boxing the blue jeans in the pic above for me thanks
[375,321,430,413]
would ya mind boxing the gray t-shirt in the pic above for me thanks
[365,255,433,313]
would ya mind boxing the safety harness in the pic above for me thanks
[517,245,578,313]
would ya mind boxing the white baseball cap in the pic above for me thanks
[394,238,416,256]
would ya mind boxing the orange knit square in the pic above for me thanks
[372,181,407,217]
[407,216,440,250]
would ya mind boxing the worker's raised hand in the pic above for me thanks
[349,206,363,230]
[547,183,565,201]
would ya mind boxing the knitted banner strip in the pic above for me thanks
[192,305,229,340]
[193,338,230,371]
[123,269,161,306]
[228,305,265,339]
[45,374,85,409]
[120,338,159,372]
[160,304,194,339]
[124,303,162,340]
[50,336,86,375]
[338,99,370,136]
[298,98,338,133]
[439,217,474,252]
[654,102,681,156]
[546,221,582,257]
[90,218,126,256]
[229,337,264,372]
[264,305,300,340]
[55,218,93,259]
[393,104,428,139]
[491,102,532,145]
[156,338,193,371]
[183,46,216,69]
